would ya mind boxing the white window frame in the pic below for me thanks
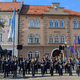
[74,35,78,43]
[8,18,12,26]
[61,35,65,43]
[60,20,64,28]
[0,32,3,42]
[73,20,77,28]
[49,20,53,28]
[78,21,80,28]
[0,18,4,22]
[35,51,40,59]
[27,51,33,59]
[29,19,33,28]
[49,35,53,43]
[35,20,39,28]
[54,20,58,28]
[35,35,39,43]
[28,35,33,43]
[55,35,59,43]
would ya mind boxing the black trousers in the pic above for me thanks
[13,70,17,77]
[65,65,68,73]
[23,69,25,76]
[41,66,44,75]
[68,66,72,75]
[4,69,8,78]
[50,67,53,76]
[55,65,58,73]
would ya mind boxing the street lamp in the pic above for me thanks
[64,42,67,57]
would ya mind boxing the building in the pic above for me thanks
[19,3,80,59]
[0,0,23,57]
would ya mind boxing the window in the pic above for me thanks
[49,20,53,28]
[35,35,39,43]
[74,35,78,43]
[29,35,33,43]
[35,51,40,59]
[61,35,65,43]
[8,18,12,26]
[73,21,77,28]
[29,20,33,28]
[28,51,33,59]
[55,20,58,28]
[49,35,53,43]
[55,35,59,43]
[79,21,80,28]
[0,18,3,22]
[0,33,2,41]
[60,20,64,28]
[35,20,39,28]
[7,32,12,41]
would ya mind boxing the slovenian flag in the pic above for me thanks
[78,36,80,46]
[68,46,74,53]
[74,39,77,53]
[8,8,15,41]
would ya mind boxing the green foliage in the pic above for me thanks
[0,21,5,28]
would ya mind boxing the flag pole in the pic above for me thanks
[13,8,15,56]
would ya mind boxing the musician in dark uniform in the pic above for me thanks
[58,58,63,76]
[50,58,54,76]
[54,57,58,73]
[19,60,23,74]
[77,59,80,76]
[22,58,25,77]
[25,56,30,74]
[64,57,68,73]
[40,58,45,76]
[2,56,5,73]
[13,57,17,77]
[31,58,35,77]
[67,59,72,76]
[35,58,38,73]
[4,57,9,78]
[18,55,23,64]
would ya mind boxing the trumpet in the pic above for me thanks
[63,61,68,66]
[54,61,59,66]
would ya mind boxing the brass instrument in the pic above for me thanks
[27,59,31,64]
[35,60,39,65]
[64,61,68,66]
[54,61,58,66]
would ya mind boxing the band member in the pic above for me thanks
[35,58,38,73]
[19,60,23,74]
[4,57,9,78]
[40,58,45,76]
[54,57,58,73]
[67,59,72,76]
[64,57,68,73]
[31,58,35,77]
[77,59,80,76]
[58,58,63,76]
[25,56,30,74]
[2,56,5,73]
[18,55,23,64]
[22,58,25,77]
[13,57,17,77]
[50,59,54,76]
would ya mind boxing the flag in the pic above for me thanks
[78,36,80,45]
[62,50,64,54]
[74,39,77,53]
[68,46,74,53]
[8,8,15,41]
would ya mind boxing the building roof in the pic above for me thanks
[0,2,21,11]
[20,5,80,16]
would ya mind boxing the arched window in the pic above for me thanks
[74,35,78,43]
[60,20,64,28]
[0,33,2,41]
[28,51,33,59]
[49,35,53,43]
[79,21,80,28]
[49,20,53,28]
[29,20,33,27]
[29,35,33,43]
[8,18,12,26]
[35,35,39,43]
[35,20,39,28]
[61,35,65,43]
[35,51,40,59]
[55,35,59,43]
[55,20,58,28]
[73,21,77,28]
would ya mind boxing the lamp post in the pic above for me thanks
[64,42,67,57]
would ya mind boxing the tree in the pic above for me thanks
[0,21,5,28]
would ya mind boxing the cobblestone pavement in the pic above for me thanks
[0,69,80,80]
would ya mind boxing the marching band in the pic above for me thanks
[0,55,80,78]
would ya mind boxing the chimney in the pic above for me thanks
[13,0,16,2]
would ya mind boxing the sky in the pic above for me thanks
[0,0,80,12]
